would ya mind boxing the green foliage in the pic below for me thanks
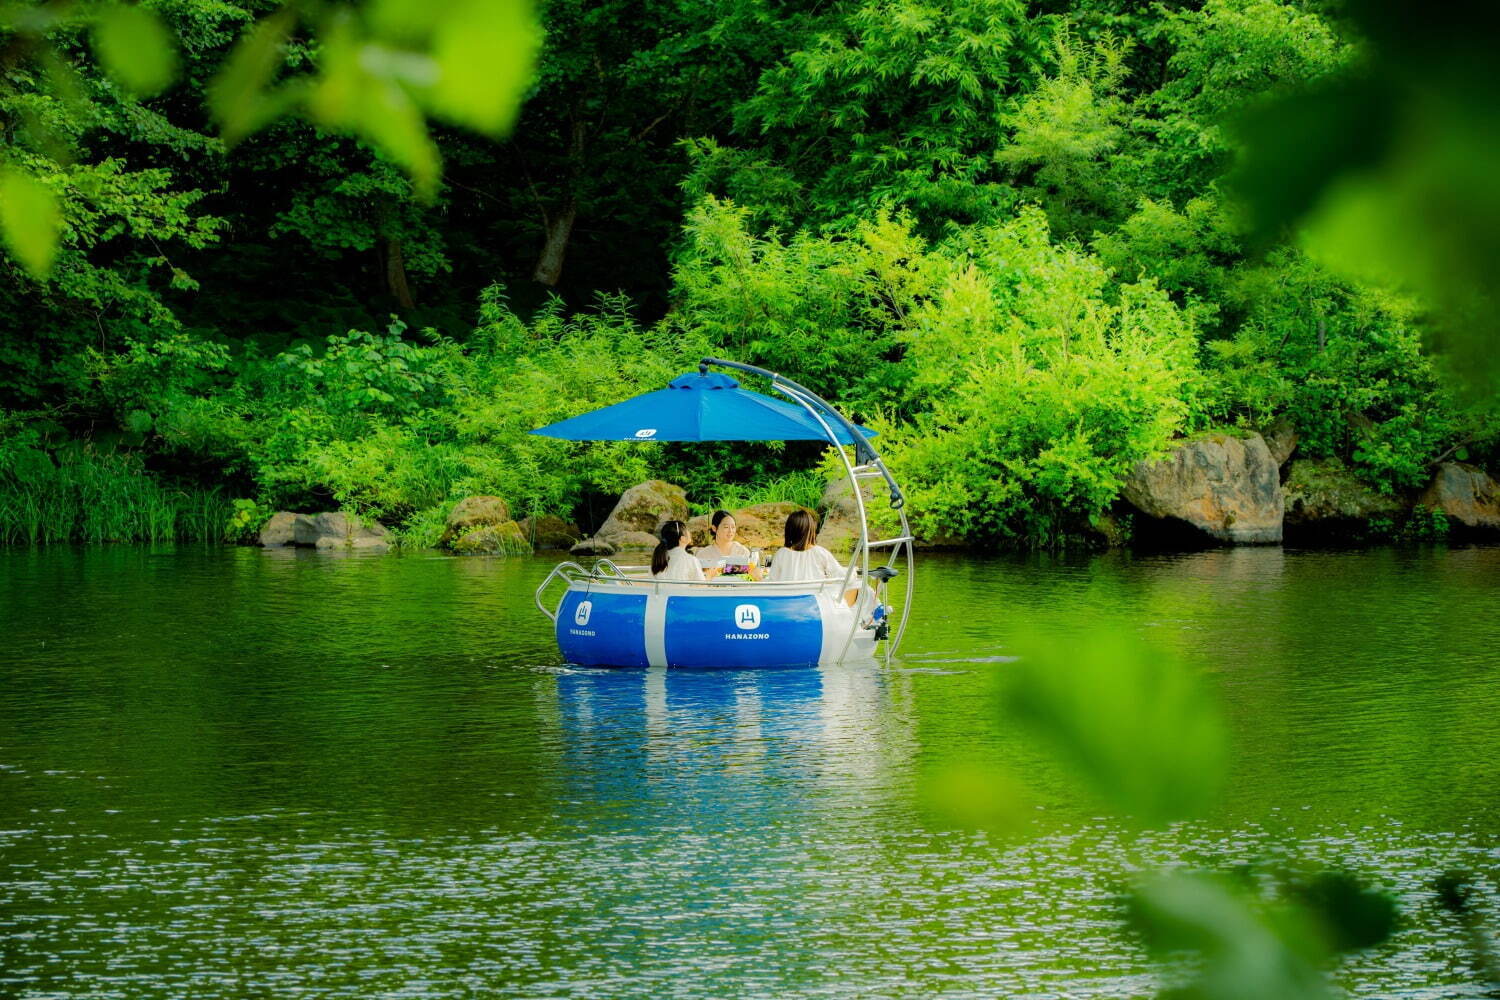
[0,420,229,544]
[1204,249,1486,493]
[895,208,1204,545]
[1005,627,1227,824]
[1128,870,1395,1000]
[673,198,938,410]
[2,0,1496,560]
[205,291,689,527]
[687,468,827,517]
[225,496,271,542]
[710,0,1046,230]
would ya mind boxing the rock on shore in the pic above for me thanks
[1283,458,1406,542]
[576,480,689,551]
[259,511,390,551]
[440,496,530,555]
[1122,433,1283,545]
[519,514,582,550]
[1419,463,1500,533]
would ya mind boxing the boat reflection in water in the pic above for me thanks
[550,663,914,827]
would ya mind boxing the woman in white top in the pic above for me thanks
[651,520,721,582]
[697,509,765,581]
[767,509,853,596]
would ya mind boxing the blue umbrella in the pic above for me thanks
[528,371,875,444]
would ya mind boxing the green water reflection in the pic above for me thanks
[1,545,1497,997]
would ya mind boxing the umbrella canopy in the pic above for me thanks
[529,371,874,444]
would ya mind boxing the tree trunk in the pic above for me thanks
[530,117,587,288]
[385,236,415,310]
[531,197,577,287]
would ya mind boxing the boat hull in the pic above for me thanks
[555,580,875,668]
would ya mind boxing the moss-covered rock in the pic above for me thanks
[449,520,530,555]
[440,496,511,549]
[1283,458,1407,543]
[519,514,581,550]
[595,480,688,549]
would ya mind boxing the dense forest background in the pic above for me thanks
[2,0,1497,548]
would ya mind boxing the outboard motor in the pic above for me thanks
[865,566,899,641]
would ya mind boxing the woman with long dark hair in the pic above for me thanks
[651,520,719,581]
[766,509,842,582]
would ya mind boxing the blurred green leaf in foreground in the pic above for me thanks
[1,0,541,276]
[1129,870,1397,1000]
[91,3,177,96]
[1232,0,1500,391]
[1004,627,1229,826]
[0,168,61,279]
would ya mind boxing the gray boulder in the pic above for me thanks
[259,512,301,547]
[1262,415,1298,467]
[261,511,389,551]
[1122,433,1283,545]
[570,537,618,557]
[307,512,390,551]
[1418,463,1500,533]
[595,480,689,549]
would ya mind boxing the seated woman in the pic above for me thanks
[767,509,848,589]
[697,509,765,581]
[652,520,720,582]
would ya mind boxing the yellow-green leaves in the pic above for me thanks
[1004,627,1228,825]
[1128,870,1398,1000]
[92,4,179,97]
[307,14,442,196]
[208,10,301,145]
[0,169,62,279]
[208,0,540,197]
[427,0,541,136]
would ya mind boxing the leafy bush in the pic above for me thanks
[891,208,1205,546]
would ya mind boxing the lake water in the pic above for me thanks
[2,544,1498,998]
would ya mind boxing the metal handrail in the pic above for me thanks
[589,557,632,580]
[534,560,589,622]
[548,572,858,591]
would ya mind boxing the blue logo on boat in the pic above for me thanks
[557,590,648,667]
[665,594,821,668]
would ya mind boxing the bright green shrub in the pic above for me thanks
[891,208,1205,546]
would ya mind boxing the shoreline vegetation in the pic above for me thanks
[2,1,1498,553]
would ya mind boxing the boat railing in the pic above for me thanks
[535,557,868,622]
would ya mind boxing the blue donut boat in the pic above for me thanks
[531,358,914,668]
